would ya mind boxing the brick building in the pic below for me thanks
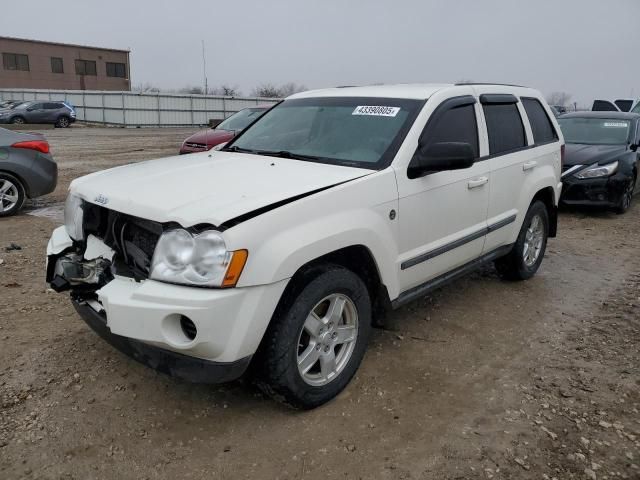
[0,36,130,91]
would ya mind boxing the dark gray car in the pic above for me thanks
[0,128,57,216]
[0,101,76,128]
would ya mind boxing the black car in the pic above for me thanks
[559,112,639,214]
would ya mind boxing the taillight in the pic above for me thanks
[560,144,565,165]
[11,140,50,154]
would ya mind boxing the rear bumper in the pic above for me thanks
[561,173,631,207]
[73,300,251,383]
[28,154,57,198]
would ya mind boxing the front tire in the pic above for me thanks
[255,265,372,409]
[0,173,26,217]
[615,174,635,214]
[495,200,549,281]
[10,116,25,125]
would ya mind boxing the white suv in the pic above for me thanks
[47,84,563,408]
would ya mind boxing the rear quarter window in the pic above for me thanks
[521,98,558,144]
[482,103,526,155]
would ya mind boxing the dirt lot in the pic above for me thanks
[1,127,639,480]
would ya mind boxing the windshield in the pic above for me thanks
[558,117,631,145]
[226,97,423,168]
[13,102,31,110]
[216,108,267,132]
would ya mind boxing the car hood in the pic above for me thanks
[184,129,235,147]
[564,143,628,167]
[71,152,373,227]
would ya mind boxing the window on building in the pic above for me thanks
[51,57,64,74]
[521,98,558,145]
[75,59,97,76]
[483,103,527,155]
[106,62,126,78]
[3,53,30,71]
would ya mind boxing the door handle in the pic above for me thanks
[523,161,537,171]
[467,177,489,189]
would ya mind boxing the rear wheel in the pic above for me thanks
[56,116,70,128]
[254,265,372,409]
[10,116,25,125]
[0,173,26,217]
[615,174,635,214]
[495,201,549,281]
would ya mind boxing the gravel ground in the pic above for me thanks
[0,127,639,479]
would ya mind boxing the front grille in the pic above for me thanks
[82,203,163,279]
[184,142,207,149]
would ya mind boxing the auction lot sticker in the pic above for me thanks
[353,106,400,117]
[603,122,628,128]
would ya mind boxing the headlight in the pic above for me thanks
[150,229,248,288]
[64,193,84,240]
[575,161,618,179]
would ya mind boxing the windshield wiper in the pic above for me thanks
[222,145,257,153]
[251,150,323,161]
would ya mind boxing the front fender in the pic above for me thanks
[223,170,401,298]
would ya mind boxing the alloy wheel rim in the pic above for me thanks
[523,214,544,267]
[59,118,69,127]
[0,179,19,213]
[13,117,24,124]
[296,293,359,387]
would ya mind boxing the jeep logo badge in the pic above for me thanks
[94,194,109,205]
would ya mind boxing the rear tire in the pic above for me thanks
[254,265,372,409]
[495,201,549,281]
[56,116,70,128]
[0,172,26,217]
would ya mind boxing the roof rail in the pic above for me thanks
[454,82,528,88]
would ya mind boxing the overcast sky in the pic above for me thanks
[2,0,639,106]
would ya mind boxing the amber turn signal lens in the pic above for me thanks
[222,250,248,288]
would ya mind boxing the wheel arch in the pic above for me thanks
[531,186,557,237]
[0,169,29,197]
[268,245,391,328]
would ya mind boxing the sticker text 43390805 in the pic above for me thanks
[352,106,400,117]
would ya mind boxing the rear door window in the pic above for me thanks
[521,98,558,144]
[482,102,526,155]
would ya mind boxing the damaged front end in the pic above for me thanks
[46,201,163,296]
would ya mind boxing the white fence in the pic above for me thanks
[0,89,280,127]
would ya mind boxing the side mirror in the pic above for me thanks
[408,142,475,179]
[212,142,227,151]
[630,144,639,152]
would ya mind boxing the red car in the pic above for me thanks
[179,106,269,154]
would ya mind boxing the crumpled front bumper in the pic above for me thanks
[46,226,289,383]
[561,172,631,207]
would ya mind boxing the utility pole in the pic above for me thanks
[202,40,208,95]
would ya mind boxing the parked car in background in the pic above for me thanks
[47,83,562,408]
[179,106,269,154]
[0,99,24,110]
[552,105,568,115]
[0,127,57,216]
[549,106,562,117]
[559,112,639,213]
[592,99,639,113]
[0,101,76,128]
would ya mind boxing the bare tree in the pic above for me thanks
[211,85,242,96]
[277,82,307,97]
[133,82,160,93]
[251,82,307,98]
[547,91,572,107]
[251,83,281,98]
